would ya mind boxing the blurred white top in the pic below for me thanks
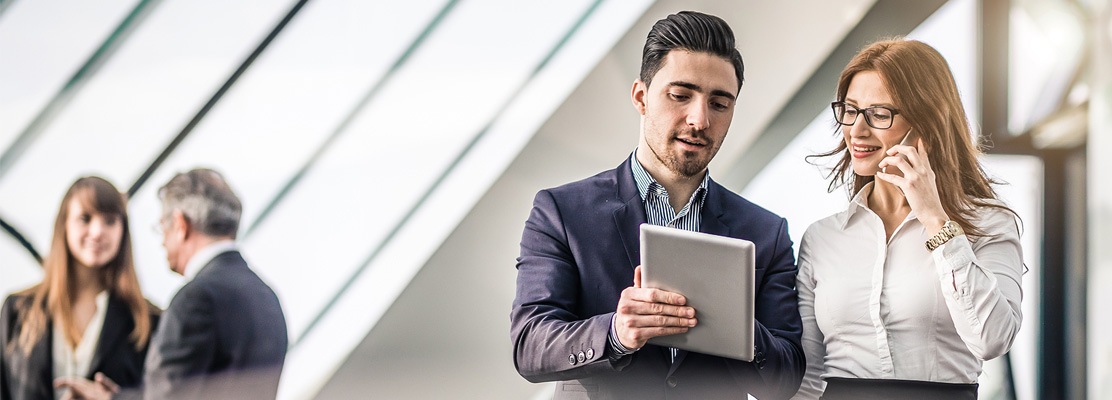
[52,290,108,399]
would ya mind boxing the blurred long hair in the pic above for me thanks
[15,177,151,354]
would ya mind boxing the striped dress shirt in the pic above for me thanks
[608,152,710,362]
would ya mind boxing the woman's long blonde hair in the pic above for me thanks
[812,38,1015,237]
[15,177,151,354]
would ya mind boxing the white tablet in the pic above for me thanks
[639,223,755,361]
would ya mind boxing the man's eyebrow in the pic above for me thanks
[668,81,736,101]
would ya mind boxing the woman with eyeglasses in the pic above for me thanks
[1,177,159,400]
[791,38,1024,400]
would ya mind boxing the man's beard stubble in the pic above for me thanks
[647,130,714,178]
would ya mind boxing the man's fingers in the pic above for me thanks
[633,265,642,288]
[643,301,695,319]
[625,286,686,306]
[622,314,697,328]
[54,377,81,390]
[623,326,690,342]
[618,294,694,319]
[94,373,120,393]
[54,378,86,400]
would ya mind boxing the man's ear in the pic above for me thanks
[172,210,191,240]
[631,80,647,115]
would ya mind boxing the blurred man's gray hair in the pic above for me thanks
[158,168,242,239]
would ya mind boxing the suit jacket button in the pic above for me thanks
[586,348,594,360]
[577,351,586,363]
[667,376,678,388]
[569,354,578,365]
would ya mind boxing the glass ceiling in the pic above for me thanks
[2,0,1068,398]
[0,0,137,153]
[0,0,644,398]
[0,0,293,266]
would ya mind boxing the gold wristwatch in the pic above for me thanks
[926,220,963,251]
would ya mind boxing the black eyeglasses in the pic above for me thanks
[831,101,901,129]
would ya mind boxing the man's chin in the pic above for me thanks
[669,159,709,178]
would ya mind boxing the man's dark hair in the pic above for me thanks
[640,11,745,90]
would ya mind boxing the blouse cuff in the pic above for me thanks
[931,236,985,334]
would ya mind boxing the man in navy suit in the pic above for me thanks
[59,169,287,400]
[140,168,287,400]
[510,11,804,399]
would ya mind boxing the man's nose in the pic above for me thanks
[686,102,710,131]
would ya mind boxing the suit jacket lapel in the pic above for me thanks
[614,157,647,271]
[699,180,732,238]
[87,295,129,379]
[30,322,54,395]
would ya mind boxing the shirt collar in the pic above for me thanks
[629,151,710,202]
[183,240,238,281]
[837,181,918,229]
[837,181,873,230]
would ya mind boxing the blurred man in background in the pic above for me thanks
[59,168,288,400]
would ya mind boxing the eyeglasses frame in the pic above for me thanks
[830,101,901,130]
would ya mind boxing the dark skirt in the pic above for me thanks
[821,377,978,400]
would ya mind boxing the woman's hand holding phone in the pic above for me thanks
[881,128,916,174]
[876,128,950,233]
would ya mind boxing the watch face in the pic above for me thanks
[945,221,962,235]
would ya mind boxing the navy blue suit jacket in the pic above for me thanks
[143,251,287,400]
[511,158,805,399]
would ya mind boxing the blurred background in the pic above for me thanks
[1,0,1108,398]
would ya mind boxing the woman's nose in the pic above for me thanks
[87,218,106,238]
[849,117,871,138]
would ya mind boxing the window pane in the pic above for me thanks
[0,235,42,297]
[0,0,293,255]
[0,0,137,150]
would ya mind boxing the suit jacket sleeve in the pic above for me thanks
[510,190,616,383]
[143,284,217,400]
[733,217,806,400]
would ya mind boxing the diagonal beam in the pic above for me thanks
[242,0,461,240]
[287,0,608,350]
[0,212,41,264]
[128,0,310,197]
[0,0,15,21]
[0,0,162,183]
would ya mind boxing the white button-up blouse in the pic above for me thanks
[792,183,1024,399]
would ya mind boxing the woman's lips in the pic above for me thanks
[851,144,881,159]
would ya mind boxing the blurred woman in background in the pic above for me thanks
[1,176,158,400]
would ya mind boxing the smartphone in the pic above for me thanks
[898,127,917,147]
[882,128,915,174]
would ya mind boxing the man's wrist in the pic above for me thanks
[608,315,637,356]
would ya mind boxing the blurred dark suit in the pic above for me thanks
[143,250,287,400]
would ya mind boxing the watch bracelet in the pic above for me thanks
[925,220,961,251]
